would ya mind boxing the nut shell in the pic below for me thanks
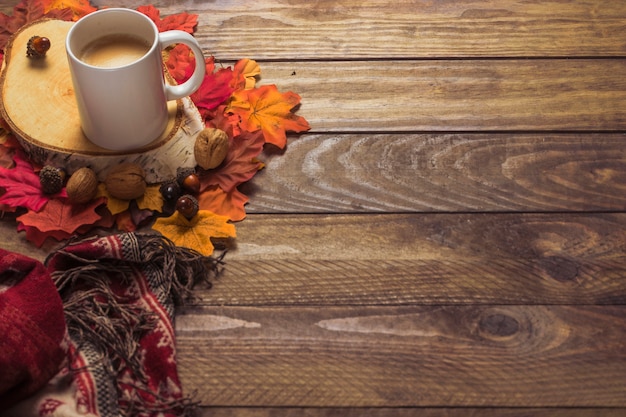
[194,128,229,170]
[104,163,146,200]
[66,167,99,204]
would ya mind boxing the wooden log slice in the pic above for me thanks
[0,19,203,184]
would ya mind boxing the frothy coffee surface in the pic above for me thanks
[79,34,151,68]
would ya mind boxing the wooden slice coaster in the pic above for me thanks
[0,19,203,184]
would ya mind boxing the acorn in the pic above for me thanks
[177,167,200,194]
[176,194,199,219]
[159,180,181,202]
[182,173,201,194]
[194,128,230,170]
[26,36,51,58]
[66,167,98,204]
[104,163,146,200]
[39,165,65,194]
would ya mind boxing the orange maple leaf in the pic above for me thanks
[152,210,236,256]
[231,58,261,90]
[197,184,248,222]
[41,0,96,20]
[227,84,310,149]
[17,197,106,246]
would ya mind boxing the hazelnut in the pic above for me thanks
[194,128,229,170]
[104,163,146,200]
[66,167,98,204]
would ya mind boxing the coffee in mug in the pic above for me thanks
[66,8,206,151]
[78,34,151,68]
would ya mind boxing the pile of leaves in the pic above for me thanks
[0,0,310,255]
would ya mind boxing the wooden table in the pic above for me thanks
[2,0,625,415]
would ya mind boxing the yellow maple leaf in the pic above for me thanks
[136,185,164,212]
[97,184,162,215]
[97,183,129,215]
[152,210,236,256]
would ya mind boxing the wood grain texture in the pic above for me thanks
[245,133,626,213]
[199,213,626,305]
[199,408,626,417]
[252,60,626,132]
[1,212,625,305]
[0,0,624,414]
[88,0,626,60]
[176,305,626,407]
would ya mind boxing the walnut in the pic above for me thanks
[194,128,229,170]
[104,163,146,200]
[66,167,98,204]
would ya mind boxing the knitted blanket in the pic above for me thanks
[0,232,219,416]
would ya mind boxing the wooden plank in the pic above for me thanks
[175,305,626,407]
[202,257,626,306]
[199,213,626,305]
[246,133,626,213]
[1,212,625,304]
[88,0,626,59]
[197,408,626,417]
[254,60,626,132]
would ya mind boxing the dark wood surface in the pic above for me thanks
[1,0,625,415]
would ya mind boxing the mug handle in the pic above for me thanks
[158,31,206,100]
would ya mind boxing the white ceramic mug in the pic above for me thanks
[65,8,206,151]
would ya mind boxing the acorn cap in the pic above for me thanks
[39,166,65,194]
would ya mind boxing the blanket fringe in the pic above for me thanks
[47,232,224,416]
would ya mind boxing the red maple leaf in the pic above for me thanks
[17,197,107,246]
[165,43,194,82]
[190,57,235,115]
[137,5,198,34]
[199,129,265,193]
[0,0,73,51]
[206,104,241,138]
[0,150,65,211]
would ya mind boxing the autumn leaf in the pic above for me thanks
[96,183,129,215]
[137,5,198,34]
[0,128,21,150]
[0,144,14,170]
[18,200,113,247]
[231,58,261,90]
[114,210,136,232]
[152,210,236,256]
[227,84,310,149]
[165,43,194,82]
[197,184,249,222]
[190,57,235,115]
[206,104,241,138]
[199,129,264,193]
[41,0,96,20]
[17,197,106,246]
[136,185,164,212]
[0,150,66,211]
[0,0,73,50]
